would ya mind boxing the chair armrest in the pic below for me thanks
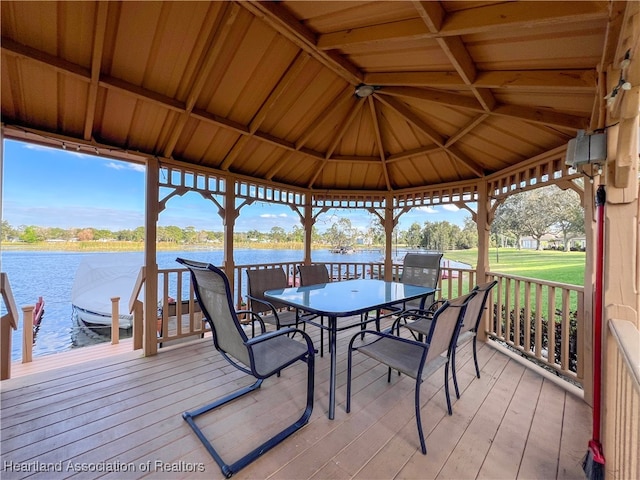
[246,327,315,354]
[349,329,428,350]
[236,310,266,335]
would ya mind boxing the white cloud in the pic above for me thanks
[260,213,278,219]
[416,206,437,214]
[106,161,145,173]
[443,204,460,212]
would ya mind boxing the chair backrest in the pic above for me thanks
[401,253,443,308]
[460,280,498,335]
[298,264,330,286]
[424,291,475,364]
[176,258,251,367]
[246,267,290,314]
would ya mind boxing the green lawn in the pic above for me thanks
[444,248,585,286]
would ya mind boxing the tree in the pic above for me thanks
[20,225,44,243]
[270,226,286,243]
[404,222,423,248]
[548,187,584,251]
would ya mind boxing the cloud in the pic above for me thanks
[260,213,278,219]
[416,206,437,213]
[106,161,145,173]
[442,204,460,212]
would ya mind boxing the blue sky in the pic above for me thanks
[2,140,470,233]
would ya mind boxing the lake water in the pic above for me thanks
[0,248,386,361]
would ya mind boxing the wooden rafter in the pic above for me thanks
[84,1,108,142]
[368,96,392,191]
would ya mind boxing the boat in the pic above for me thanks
[71,255,142,329]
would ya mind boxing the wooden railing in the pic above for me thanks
[603,319,640,480]
[485,272,584,386]
[1,273,19,379]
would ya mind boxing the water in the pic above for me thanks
[0,249,383,361]
[1,248,470,361]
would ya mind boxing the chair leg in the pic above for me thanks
[183,353,315,478]
[414,377,427,454]
[451,347,460,399]
[473,337,480,378]
[444,361,453,415]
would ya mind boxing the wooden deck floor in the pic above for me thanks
[1,322,591,480]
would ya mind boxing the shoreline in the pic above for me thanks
[0,241,389,253]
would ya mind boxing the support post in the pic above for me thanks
[476,180,491,342]
[21,305,34,363]
[144,157,159,356]
[111,296,120,344]
[223,183,237,289]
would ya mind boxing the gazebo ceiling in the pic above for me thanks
[0,1,623,194]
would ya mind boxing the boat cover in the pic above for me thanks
[71,254,143,317]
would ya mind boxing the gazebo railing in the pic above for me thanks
[158,263,584,390]
[485,272,584,386]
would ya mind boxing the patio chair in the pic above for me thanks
[375,252,443,324]
[246,267,300,331]
[400,252,443,310]
[176,258,315,478]
[346,292,475,454]
[297,264,330,356]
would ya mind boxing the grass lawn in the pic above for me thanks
[444,248,585,286]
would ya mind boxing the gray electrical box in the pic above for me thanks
[565,131,607,168]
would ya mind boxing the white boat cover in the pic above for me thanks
[71,254,143,318]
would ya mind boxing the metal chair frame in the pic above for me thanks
[346,292,474,454]
[177,258,315,478]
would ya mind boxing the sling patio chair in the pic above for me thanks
[346,292,475,454]
[392,281,497,400]
[176,258,315,478]
[375,252,443,324]
[297,264,331,356]
[246,267,301,332]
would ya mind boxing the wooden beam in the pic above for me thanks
[376,95,445,146]
[446,145,486,178]
[315,1,608,49]
[84,1,109,141]
[492,104,590,130]
[378,86,482,111]
[475,70,597,92]
[368,96,392,191]
[295,87,354,150]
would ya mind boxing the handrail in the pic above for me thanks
[604,319,640,480]
[1,273,19,379]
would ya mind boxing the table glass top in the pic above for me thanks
[265,279,434,317]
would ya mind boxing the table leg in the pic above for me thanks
[328,315,337,420]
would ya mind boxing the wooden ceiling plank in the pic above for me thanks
[242,1,363,85]
[84,1,109,141]
[326,99,366,158]
[295,87,354,150]
[376,94,445,146]
[492,104,590,130]
[249,52,311,134]
[164,3,240,158]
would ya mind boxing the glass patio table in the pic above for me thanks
[265,278,435,419]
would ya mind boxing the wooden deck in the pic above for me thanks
[1,321,591,480]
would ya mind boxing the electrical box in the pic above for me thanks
[565,131,607,168]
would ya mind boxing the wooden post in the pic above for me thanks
[21,305,34,363]
[303,202,313,264]
[223,183,237,288]
[383,196,394,281]
[144,156,159,356]
[476,180,492,342]
[111,297,120,344]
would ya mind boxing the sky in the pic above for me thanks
[1,140,470,233]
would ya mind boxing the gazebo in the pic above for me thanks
[1,2,638,478]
